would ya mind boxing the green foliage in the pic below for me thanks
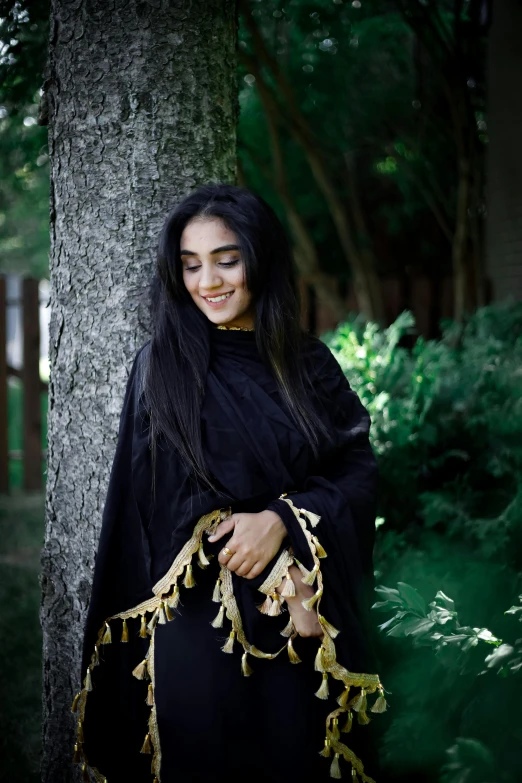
[322,302,522,781]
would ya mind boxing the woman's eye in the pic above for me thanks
[184,259,240,272]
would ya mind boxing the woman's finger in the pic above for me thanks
[225,551,247,573]
[235,559,256,577]
[242,561,263,580]
[217,541,237,566]
[208,516,236,542]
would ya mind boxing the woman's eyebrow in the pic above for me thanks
[180,244,239,257]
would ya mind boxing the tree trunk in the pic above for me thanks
[40,1,238,779]
[485,0,522,301]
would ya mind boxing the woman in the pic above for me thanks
[72,184,388,783]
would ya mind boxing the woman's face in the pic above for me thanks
[180,217,255,329]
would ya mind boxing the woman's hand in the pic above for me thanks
[277,564,324,638]
[209,510,287,580]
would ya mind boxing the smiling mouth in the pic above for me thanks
[203,292,234,303]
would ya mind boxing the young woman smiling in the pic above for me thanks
[74,184,387,783]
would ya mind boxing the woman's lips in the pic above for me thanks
[202,292,234,308]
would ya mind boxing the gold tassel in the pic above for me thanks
[313,535,327,558]
[132,659,149,680]
[101,621,112,644]
[301,508,322,527]
[81,763,90,782]
[72,742,81,763]
[319,614,340,639]
[281,570,296,597]
[121,618,129,642]
[71,692,81,713]
[241,651,253,676]
[352,687,366,713]
[146,683,154,706]
[357,709,371,725]
[258,594,273,614]
[93,644,100,666]
[287,637,302,664]
[212,578,222,603]
[314,644,325,672]
[269,593,282,616]
[337,685,351,707]
[371,687,388,713]
[183,563,195,588]
[140,733,152,754]
[319,737,331,758]
[222,630,235,653]
[198,541,210,568]
[330,752,341,779]
[77,720,84,743]
[342,710,353,734]
[147,608,159,632]
[331,717,340,740]
[139,614,148,638]
[315,671,329,699]
[301,563,319,586]
[351,768,358,780]
[84,668,93,692]
[158,602,167,625]
[165,601,175,621]
[294,558,312,582]
[280,616,294,637]
[302,588,322,611]
[167,585,180,609]
[211,604,225,628]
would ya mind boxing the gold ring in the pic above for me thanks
[222,547,233,558]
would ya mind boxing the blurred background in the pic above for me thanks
[1,0,522,781]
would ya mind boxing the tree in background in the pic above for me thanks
[38,0,238,779]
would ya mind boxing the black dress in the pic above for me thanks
[73,325,387,783]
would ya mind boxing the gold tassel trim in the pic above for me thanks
[211,604,225,628]
[302,588,322,611]
[315,644,325,672]
[132,659,149,681]
[147,607,159,632]
[352,687,366,713]
[342,710,353,734]
[319,737,331,758]
[140,733,152,754]
[287,637,302,664]
[158,602,167,625]
[330,752,341,779]
[351,768,359,781]
[315,671,329,700]
[357,709,371,726]
[101,621,112,644]
[301,508,322,527]
[146,683,154,706]
[93,644,100,666]
[212,578,222,603]
[319,614,340,639]
[294,557,312,582]
[81,763,90,782]
[139,614,148,638]
[241,651,253,676]
[71,692,81,713]
[164,601,175,621]
[72,742,81,764]
[331,717,340,740]
[301,563,319,586]
[258,594,273,614]
[77,720,84,743]
[268,592,282,616]
[313,535,327,558]
[371,687,387,713]
[280,570,296,597]
[84,668,92,692]
[337,685,351,708]
[183,563,195,588]
[198,541,210,568]
[280,616,294,637]
[222,630,235,653]
[167,585,180,610]
[121,618,129,642]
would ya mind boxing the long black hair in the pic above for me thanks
[144,183,332,498]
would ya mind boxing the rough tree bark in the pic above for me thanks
[39,1,238,779]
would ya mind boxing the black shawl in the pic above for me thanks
[72,326,388,783]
